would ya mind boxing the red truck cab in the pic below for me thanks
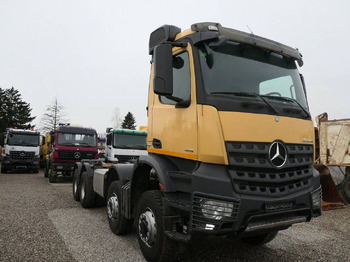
[45,125,98,182]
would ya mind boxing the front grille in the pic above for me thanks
[226,142,314,197]
[115,155,137,163]
[10,151,35,160]
[57,150,96,160]
[192,193,240,231]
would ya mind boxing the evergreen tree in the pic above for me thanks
[0,87,35,133]
[121,112,136,130]
[0,87,5,131]
[39,97,68,133]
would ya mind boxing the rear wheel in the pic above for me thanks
[136,190,178,262]
[72,169,80,201]
[107,181,132,235]
[341,175,350,203]
[80,171,95,208]
[241,231,278,245]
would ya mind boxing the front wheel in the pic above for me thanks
[48,168,57,183]
[1,166,7,173]
[341,175,350,203]
[107,181,132,235]
[241,231,278,245]
[72,169,80,201]
[136,190,178,262]
[80,171,95,208]
[44,162,49,178]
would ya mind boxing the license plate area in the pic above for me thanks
[265,201,293,212]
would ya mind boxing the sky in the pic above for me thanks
[1,0,350,134]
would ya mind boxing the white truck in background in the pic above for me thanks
[105,128,148,163]
[1,128,40,173]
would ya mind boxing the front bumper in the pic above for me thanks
[162,163,322,238]
[2,156,40,170]
[52,162,75,175]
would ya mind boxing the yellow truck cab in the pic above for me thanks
[73,22,321,262]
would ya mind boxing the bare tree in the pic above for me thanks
[111,107,122,128]
[39,98,68,133]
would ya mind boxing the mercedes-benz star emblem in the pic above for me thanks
[74,152,81,159]
[269,141,287,168]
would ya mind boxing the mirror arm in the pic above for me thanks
[165,41,188,48]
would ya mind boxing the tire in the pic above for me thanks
[48,168,57,183]
[44,163,49,178]
[95,195,106,207]
[341,175,350,204]
[80,171,95,208]
[33,169,39,174]
[72,169,80,201]
[107,181,132,235]
[136,190,178,262]
[241,231,278,245]
[1,166,7,174]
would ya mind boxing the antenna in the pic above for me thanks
[246,25,254,35]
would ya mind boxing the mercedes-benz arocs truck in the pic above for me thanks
[105,128,148,163]
[72,22,322,262]
[1,128,40,173]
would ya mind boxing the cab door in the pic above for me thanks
[149,45,198,160]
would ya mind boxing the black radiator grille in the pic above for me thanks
[57,150,96,160]
[226,142,314,197]
[10,151,35,160]
[115,155,137,163]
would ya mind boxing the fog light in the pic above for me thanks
[199,199,234,220]
[311,188,322,209]
[205,224,215,230]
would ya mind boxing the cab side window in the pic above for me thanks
[160,51,191,105]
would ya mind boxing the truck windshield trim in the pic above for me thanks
[197,41,310,119]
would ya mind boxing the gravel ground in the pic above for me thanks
[1,170,350,262]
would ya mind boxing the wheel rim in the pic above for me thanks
[138,208,157,248]
[107,193,119,221]
[81,182,85,200]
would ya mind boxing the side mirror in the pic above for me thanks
[153,44,173,96]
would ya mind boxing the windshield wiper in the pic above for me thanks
[210,91,280,115]
[78,142,95,148]
[262,96,311,119]
[59,142,76,146]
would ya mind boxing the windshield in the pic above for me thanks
[113,134,147,150]
[198,41,309,118]
[57,132,97,147]
[7,133,40,146]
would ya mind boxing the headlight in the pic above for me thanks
[199,199,234,220]
[311,187,322,210]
